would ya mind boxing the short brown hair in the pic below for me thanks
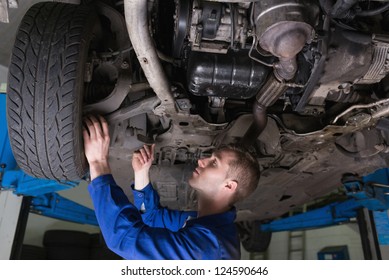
[215,144,260,204]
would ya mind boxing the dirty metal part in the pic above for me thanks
[84,81,150,115]
[356,39,389,85]
[254,0,319,80]
[241,73,288,147]
[96,1,131,50]
[189,0,249,54]
[332,97,389,124]
[106,96,160,123]
[187,50,270,99]
[124,0,176,116]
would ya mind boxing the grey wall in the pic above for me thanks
[0,0,43,86]
[0,64,7,84]
[0,0,42,68]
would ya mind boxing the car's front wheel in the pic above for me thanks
[7,2,100,180]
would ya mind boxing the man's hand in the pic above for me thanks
[132,144,155,190]
[83,115,111,180]
[132,144,155,173]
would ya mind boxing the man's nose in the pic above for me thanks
[198,158,205,167]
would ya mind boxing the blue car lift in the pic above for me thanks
[260,169,389,233]
[0,93,98,227]
[260,168,389,259]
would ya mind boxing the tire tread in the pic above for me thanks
[7,2,95,180]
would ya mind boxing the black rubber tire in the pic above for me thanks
[43,230,91,247]
[43,230,93,260]
[45,246,91,260]
[89,233,122,260]
[20,244,47,260]
[237,220,272,253]
[6,2,99,180]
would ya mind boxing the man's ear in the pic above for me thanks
[225,180,238,192]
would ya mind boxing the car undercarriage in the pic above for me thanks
[5,0,389,249]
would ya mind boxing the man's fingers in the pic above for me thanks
[83,115,110,140]
[83,117,96,139]
[144,145,151,158]
[99,115,109,137]
[89,115,103,137]
[140,148,149,162]
[150,144,155,160]
[133,152,145,165]
[82,125,90,141]
[143,144,155,160]
[134,144,156,167]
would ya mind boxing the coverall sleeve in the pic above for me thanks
[88,174,219,260]
[132,183,196,231]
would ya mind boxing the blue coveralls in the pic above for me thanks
[88,174,241,259]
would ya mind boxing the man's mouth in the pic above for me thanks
[193,168,200,175]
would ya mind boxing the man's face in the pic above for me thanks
[188,150,236,195]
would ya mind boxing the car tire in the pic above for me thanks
[43,230,91,260]
[6,2,99,180]
[237,220,272,253]
[43,230,91,247]
[20,244,47,260]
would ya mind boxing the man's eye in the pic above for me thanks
[212,160,217,166]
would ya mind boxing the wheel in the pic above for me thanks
[237,220,272,253]
[89,233,122,260]
[43,230,91,247]
[43,230,92,260]
[6,2,100,180]
[20,245,47,260]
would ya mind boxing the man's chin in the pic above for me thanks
[187,177,197,189]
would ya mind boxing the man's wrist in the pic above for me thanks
[89,160,111,181]
[134,169,150,190]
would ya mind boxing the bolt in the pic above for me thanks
[121,61,129,69]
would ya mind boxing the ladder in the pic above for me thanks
[288,230,306,259]
[287,205,307,259]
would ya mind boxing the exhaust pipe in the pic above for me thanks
[123,0,176,116]
[241,0,319,147]
[241,73,287,147]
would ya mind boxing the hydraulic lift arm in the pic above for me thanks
[261,168,389,232]
[30,193,98,226]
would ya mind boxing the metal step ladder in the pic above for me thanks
[288,230,306,259]
[287,205,307,260]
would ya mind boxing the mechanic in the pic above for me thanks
[83,115,260,260]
